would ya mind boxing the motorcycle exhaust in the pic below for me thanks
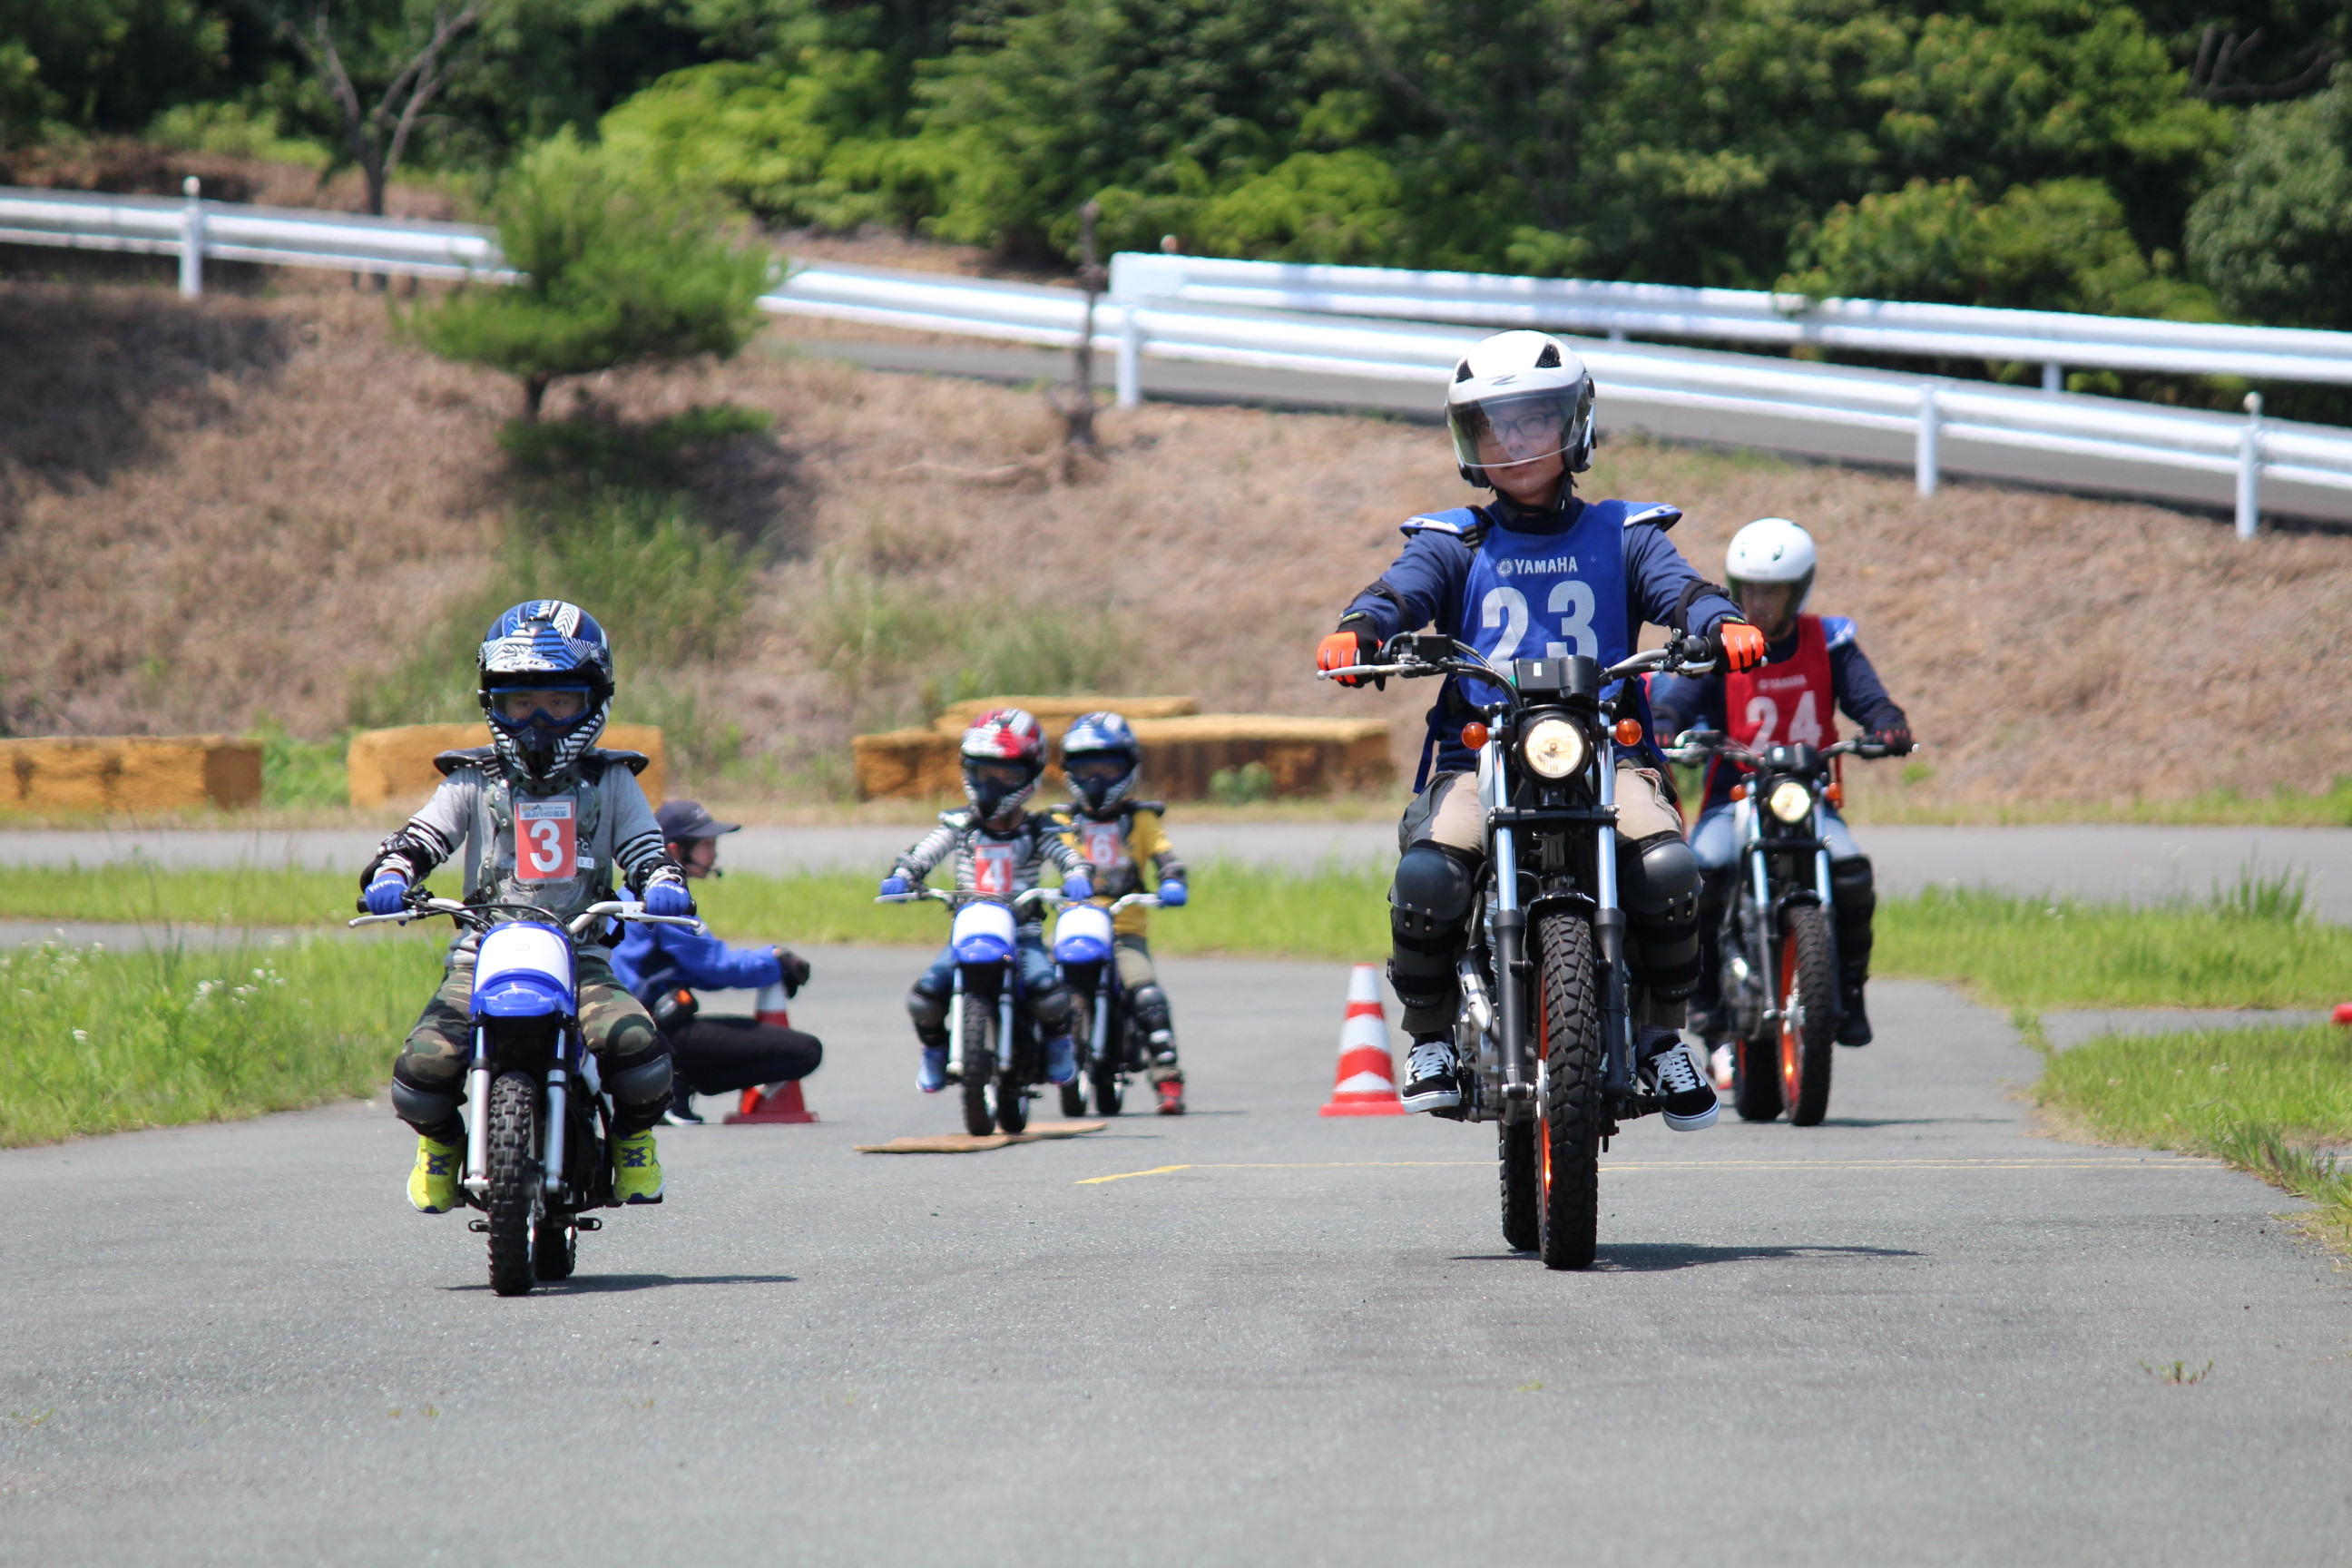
[1456,958,1495,1035]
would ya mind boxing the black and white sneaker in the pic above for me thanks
[661,1083,705,1126]
[1398,1036,1463,1114]
[1642,1039,1719,1132]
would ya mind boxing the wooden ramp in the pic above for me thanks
[856,1121,1106,1154]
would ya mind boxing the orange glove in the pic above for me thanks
[1715,620,1767,672]
[1317,629,1381,687]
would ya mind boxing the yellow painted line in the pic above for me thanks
[1076,1156,2220,1185]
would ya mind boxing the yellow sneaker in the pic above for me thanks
[407,1135,461,1214]
[613,1130,664,1204]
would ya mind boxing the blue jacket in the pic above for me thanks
[1648,615,1908,813]
[612,919,783,1008]
[1339,493,1741,785]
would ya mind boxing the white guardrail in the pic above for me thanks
[6,181,2349,535]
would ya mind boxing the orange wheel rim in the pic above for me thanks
[1778,936,1803,1102]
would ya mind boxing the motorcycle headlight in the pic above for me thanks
[1521,717,1589,779]
[1767,779,1814,824]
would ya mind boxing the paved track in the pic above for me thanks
[8,822,2352,919]
[5,949,2347,1564]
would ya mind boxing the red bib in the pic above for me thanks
[1725,613,1837,751]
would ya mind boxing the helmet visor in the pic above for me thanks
[966,759,1035,793]
[1728,574,1812,639]
[1065,754,1132,787]
[1448,387,1586,475]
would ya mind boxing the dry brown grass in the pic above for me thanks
[4,279,2347,809]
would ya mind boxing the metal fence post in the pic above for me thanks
[1916,382,1942,497]
[178,176,203,299]
[2237,391,2264,541]
[2041,361,2063,395]
[1115,307,1142,408]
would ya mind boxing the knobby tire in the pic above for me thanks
[485,1071,540,1298]
[1499,1117,1539,1252]
[960,1008,996,1138]
[1533,910,1603,1270]
[1779,906,1838,1127]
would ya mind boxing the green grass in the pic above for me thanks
[2034,1024,2352,1242]
[0,935,446,1148]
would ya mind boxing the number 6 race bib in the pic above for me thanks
[972,841,1017,897]
[1082,821,1125,869]
[516,799,578,882]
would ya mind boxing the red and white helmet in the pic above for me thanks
[959,708,1046,818]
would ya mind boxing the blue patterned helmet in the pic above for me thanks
[1062,710,1140,811]
[476,600,613,782]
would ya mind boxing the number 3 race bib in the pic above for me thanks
[515,799,579,882]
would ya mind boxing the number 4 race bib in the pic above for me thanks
[971,840,1019,897]
[515,799,578,882]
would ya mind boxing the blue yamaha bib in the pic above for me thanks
[1431,502,1634,704]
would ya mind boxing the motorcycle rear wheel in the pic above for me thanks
[485,1071,541,1298]
[994,1064,1029,1134]
[1779,906,1838,1127]
[1533,910,1603,1271]
[1732,1033,1783,1122]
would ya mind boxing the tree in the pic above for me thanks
[269,0,491,214]
[2186,67,2352,329]
[407,130,776,419]
[0,0,230,141]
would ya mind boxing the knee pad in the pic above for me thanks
[1129,983,1172,1036]
[1389,841,1477,951]
[1622,831,1701,1000]
[604,1050,673,1112]
[389,1073,463,1139]
[1033,985,1074,1034]
[906,988,948,1049]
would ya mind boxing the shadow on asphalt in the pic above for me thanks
[1811,1115,2013,1128]
[443,1273,799,1294]
[1454,1244,1922,1271]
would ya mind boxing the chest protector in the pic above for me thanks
[1726,613,1837,750]
[470,765,615,920]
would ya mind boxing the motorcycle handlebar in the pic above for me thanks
[1319,638,1717,688]
[347,895,706,937]
[874,886,1065,909]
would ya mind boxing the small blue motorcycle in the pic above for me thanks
[1049,893,1161,1117]
[881,886,1062,1136]
[351,892,702,1296]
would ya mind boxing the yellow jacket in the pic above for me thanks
[1053,801,1184,937]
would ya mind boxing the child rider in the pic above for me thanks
[358,601,694,1214]
[1313,330,1766,1130]
[878,709,1095,1093]
[1648,517,1914,1054]
[1051,711,1192,1114]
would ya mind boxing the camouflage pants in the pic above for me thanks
[392,948,670,1138]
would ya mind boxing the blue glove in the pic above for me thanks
[361,871,409,916]
[879,874,912,898]
[1155,880,1188,907]
[644,880,695,919]
[1061,874,1094,903]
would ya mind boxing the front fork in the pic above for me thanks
[541,1025,577,1201]
[1592,759,1634,1099]
[463,1027,493,1198]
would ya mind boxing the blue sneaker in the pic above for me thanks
[917,1047,948,1093]
[1045,1034,1077,1086]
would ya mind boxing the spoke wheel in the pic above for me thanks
[484,1071,541,1298]
[1533,910,1603,1270]
[1777,906,1838,1127]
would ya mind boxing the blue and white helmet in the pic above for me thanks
[1062,710,1141,811]
[476,600,614,782]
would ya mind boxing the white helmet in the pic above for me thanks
[1724,517,1817,637]
[1445,329,1596,487]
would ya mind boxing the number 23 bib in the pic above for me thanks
[1458,505,1632,702]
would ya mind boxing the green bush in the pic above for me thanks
[2187,67,2352,331]
[405,130,776,419]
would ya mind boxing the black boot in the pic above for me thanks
[1686,870,1730,1042]
[662,1077,705,1126]
[1832,857,1876,1046]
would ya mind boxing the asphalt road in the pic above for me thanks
[8,822,2352,919]
[5,949,2347,1564]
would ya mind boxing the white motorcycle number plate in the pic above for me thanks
[474,924,573,997]
[952,901,1017,948]
[972,841,1017,896]
[1082,821,1124,868]
[516,799,578,881]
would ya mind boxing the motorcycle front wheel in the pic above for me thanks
[1533,910,1604,1270]
[959,1007,997,1137]
[1779,906,1838,1127]
[485,1071,542,1298]
[1061,999,1092,1118]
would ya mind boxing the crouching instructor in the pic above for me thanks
[612,800,823,1124]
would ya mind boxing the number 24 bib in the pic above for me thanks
[1726,613,1836,750]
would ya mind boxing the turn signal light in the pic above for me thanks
[1826,781,1844,807]
[1730,783,1749,801]
[1461,721,1491,750]
[1612,718,1643,746]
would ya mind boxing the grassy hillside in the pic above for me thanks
[3,278,2349,815]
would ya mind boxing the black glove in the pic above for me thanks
[776,947,812,996]
[1868,724,1915,757]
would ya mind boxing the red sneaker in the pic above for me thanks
[1154,1079,1186,1115]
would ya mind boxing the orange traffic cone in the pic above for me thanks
[2335,1002,2352,1027]
[1319,964,1406,1117]
[722,980,818,1125]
